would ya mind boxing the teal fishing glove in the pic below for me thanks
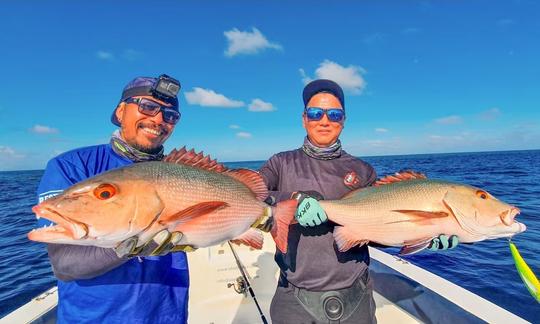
[114,229,188,258]
[293,191,328,227]
[428,234,459,251]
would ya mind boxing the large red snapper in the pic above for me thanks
[272,171,526,255]
[29,148,296,250]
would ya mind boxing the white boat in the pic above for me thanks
[1,234,529,323]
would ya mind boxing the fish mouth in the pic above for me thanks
[29,205,89,241]
[495,207,526,238]
[500,207,521,226]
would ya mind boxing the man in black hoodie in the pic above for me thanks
[259,79,458,323]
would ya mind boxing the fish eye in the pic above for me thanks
[476,190,488,200]
[94,184,117,200]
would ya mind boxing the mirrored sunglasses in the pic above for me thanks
[304,107,345,122]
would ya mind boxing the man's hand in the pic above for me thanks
[114,229,186,258]
[293,191,328,227]
[428,234,459,251]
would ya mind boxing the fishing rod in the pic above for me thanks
[227,241,269,324]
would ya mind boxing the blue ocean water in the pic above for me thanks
[1,150,539,321]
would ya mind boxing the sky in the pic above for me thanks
[1,1,539,171]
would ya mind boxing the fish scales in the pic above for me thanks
[29,160,273,250]
[272,177,526,253]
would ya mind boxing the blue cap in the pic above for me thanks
[111,76,180,126]
[302,79,345,110]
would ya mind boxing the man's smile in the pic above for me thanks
[138,123,168,139]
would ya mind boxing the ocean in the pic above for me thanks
[1,150,539,321]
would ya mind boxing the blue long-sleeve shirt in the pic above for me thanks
[259,148,376,291]
[37,143,189,323]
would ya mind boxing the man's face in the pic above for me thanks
[115,96,176,153]
[302,93,345,147]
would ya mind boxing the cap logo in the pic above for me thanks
[343,171,360,189]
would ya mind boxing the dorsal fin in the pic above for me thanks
[164,147,228,172]
[224,169,268,201]
[374,170,427,186]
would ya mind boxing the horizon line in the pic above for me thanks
[2,148,538,173]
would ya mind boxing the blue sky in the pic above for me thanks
[1,1,539,171]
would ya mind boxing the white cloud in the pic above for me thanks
[122,49,143,61]
[236,132,252,138]
[299,68,311,85]
[97,49,143,61]
[301,60,367,94]
[184,87,245,108]
[229,124,240,129]
[224,27,282,57]
[435,115,462,125]
[248,99,276,112]
[0,146,24,158]
[30,125,59,134]
[96,50,114,61]
[479,107,501,121]
[375,128,389,133]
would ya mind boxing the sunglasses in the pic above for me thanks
[125,97,180,125]
[304,107,345,122]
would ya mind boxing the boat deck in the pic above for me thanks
[1,234,529,323]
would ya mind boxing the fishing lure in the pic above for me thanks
[509,240,540,303]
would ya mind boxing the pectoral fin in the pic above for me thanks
[271,199,298,254]
[399,238,434,255]
[231,228,264,250]
[333,226,368,252]
[159,201,230,225]
[389,210,449,225]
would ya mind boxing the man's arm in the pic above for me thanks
[259,155,295,203]
[47,244,128,281]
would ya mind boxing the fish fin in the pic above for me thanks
[164,147,228,172]
[374,170,427,186]
[271,199,298,253]
[225,169,269,201]
[159,201,230,225]
[333,226,368,252]
[399,238,434,255]
[231,228,264,250]
[390,210,449,225]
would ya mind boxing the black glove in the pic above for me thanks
[114,229,193,258]
[291,190,324,201]
[263,195,276,206]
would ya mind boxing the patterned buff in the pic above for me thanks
[110,130,164,162]
[301,136,342,160]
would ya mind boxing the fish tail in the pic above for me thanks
[271,199,297,254]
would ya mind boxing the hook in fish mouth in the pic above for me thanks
[500,207,521,226]
[31,205,88,240]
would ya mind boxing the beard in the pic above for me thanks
[120,122,169,154]
[130,141,163,154]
